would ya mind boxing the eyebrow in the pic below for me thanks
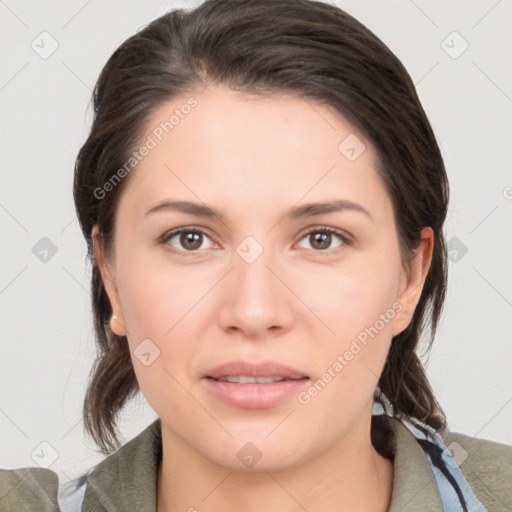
[144,199,372,222]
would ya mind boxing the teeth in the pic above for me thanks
[217,375,287,384]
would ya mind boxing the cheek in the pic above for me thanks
[116,271,203,416]
[115,243,214,337]
[114,251,217,386]
[300,252,402,342]
[296,249,402,398]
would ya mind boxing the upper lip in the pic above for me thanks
[204,360,308,380]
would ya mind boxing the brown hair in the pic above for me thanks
[74,0,448,455]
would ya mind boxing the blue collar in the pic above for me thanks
[372,401,487,512]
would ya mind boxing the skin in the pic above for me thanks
[93,85,433,512]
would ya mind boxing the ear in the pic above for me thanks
[91,225,127,336]
[392,227,434,336]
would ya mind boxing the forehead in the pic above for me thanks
[117,85,391,222]
[141,85,361,156]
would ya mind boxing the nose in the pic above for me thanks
[217,243,295,339]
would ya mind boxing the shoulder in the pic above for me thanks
[441,429,512,510]
[0,467,60,512]
[81,418,162,511]
[0,420,161,512]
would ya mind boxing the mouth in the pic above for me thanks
[202,360,310,409]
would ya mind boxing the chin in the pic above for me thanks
[198,432,310,473]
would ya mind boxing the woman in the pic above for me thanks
[1,0,510,511]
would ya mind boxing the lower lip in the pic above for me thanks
[202,377,310,409]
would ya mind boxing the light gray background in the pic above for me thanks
[1,0,511,482]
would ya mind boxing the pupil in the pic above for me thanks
[313,232,330,250]
[181,232,202,250]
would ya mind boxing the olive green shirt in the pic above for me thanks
[1,418,511,511]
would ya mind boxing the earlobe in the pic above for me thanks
[109,314,126,337]
[91,225,128,337]
[392,227,434,336]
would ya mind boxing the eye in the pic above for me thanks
[296,227,350,253]
[162,228,216,252]
[160,226,351,254]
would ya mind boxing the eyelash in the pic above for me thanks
[159,226,352,255]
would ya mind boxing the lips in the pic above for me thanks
[204,360,308,381]
[202,360,310,409]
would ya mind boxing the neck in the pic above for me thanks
[156,414,394,512]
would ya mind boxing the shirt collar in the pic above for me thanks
[388,418,444,511]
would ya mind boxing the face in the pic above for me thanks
[93,85,432,471]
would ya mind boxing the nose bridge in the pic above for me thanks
[235,234,280,310]
[218,234,294,335]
